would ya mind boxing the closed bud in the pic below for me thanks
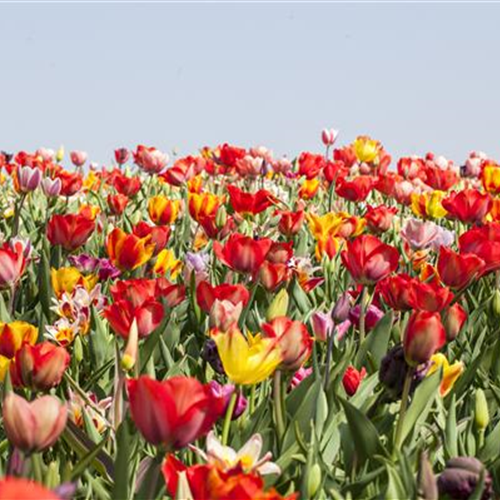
[55,145,64,163]
[73,334,83,363]
[122,319,139,371]
[307,463,322,498]
[266,288,289,321]
[215,205,227,229]
[331,293,351,324]
[442,303,467,341]
[490,289,500,318]
[475,389,489,431]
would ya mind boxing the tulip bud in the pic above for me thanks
[307,463,322,498]
[311,311,333,342]
[266,288,289,321]
[331,293,351,324]
[55,146,64,163]
[122,319,139,371]
[442,303,467,341]
[73,335,83,364]
[342,366,366,396]
[215,205,227,229]
[475,389,489,431]
[10,342,70,391]
[438,457,492,500]
[209,299,243,332]
[3,393,67,453]
[490,289,500,318]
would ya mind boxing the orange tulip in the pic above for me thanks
[106,228,155,271]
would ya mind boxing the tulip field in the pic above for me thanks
[1,135,500,499]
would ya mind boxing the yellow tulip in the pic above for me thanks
[148,195,181,225]
[482,164,500,195]
[188,192,221,222]
[427,353,463,397]
[353,136,379,163]
[411,191,448,219]
[212,327,282,385]
[153,249,182,279]
[0,321,38,360]
[51,267,97,298]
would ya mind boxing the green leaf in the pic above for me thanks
[355,310,394,370]
[112,421,130,500]
[339,397,386,464]
[62,420,114,480]
[69,429,111,480]
[400,369,441,446]
[479,418,500,462]
[38,239,53,320]
[140,312,170,373]
[445,394,458,458]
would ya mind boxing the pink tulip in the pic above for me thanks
[41,177,62,197]
[17,166,41,193]
[209,299,243,331]
[311,311,333,341]
[70,150,88,167]
[401,219,439,250]
[2,393,67,453]
[321,128,339,147]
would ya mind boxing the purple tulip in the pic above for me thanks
[18,166,41,193]
[41,177,62,197]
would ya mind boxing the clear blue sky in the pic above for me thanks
[1,3,499,166]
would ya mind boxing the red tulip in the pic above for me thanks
[459,223,500,274]
[297,152,326,179]
[424,166,459,191]
[107,193,129,216]
[196,281,250,313]
[364,205,398,234]
[278,210,305,237]
[342,366,367,396]
[0,240,28,289]
[10,342,70,391]
[409,281,454,312]
[341,235,399,285]
[132,222,170,255]
[112,172,141,196]
[261,317,313,371]
[47,213,95,252]
[114,147,130,165]
[437,246,485,290]
[214,234,273,274]
[442,303,468,341]
[442,189,492,225]
[377,274,416,311]
[0,477,61,500]
[335,176,373,202]
[404,311,446,366]
[227,186,276,216]
[54,169,83,196]
[126,376,225,448]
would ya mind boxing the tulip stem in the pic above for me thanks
[359,286,370,345]
[394,366,415,450]
[31,452,43,483]
[273,370,286,441]
[12,193,27,238]
[324,327,335,390]
[221,390,238,446]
